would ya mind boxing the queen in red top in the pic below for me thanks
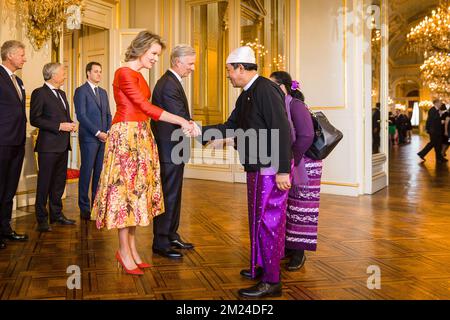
[91,31,198,275]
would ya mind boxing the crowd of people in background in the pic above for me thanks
[388,108,413,147]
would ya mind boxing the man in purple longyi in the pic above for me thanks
[202,46,292,298]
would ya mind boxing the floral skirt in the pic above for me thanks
[91,120,164,230]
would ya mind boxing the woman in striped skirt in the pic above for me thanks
[270,71,323,271]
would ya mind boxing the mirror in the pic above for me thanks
[190,1,228,125]
[370,0,382,154]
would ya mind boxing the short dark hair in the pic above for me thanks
[270,70,305,102]
[86,61,102,78]
[230,63,258,71]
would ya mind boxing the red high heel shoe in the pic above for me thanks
[136,262,152,269]
[115,251,144,275]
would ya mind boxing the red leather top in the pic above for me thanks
[112,67,163,124]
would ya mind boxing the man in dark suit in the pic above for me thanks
[30,63,77,232]
[74,62,111,220]
[0,40,29,248]
[372,103,381,153]
[418,99,447,163]
[151,44,197,259]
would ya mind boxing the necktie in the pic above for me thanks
[94,87,101,106]
[94,87,106,130]
[11,74,23,101]
[53,89,66,109]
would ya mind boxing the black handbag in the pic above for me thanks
[305,110,343,160]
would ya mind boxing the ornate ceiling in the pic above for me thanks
[389,0,440,65]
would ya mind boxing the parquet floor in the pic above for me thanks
[1,134,450,300]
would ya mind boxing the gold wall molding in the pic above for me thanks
[321,181,359,187]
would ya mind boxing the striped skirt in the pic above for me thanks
[286,156,322,251]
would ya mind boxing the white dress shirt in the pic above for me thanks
[169,68,183,83]
[45,82,67,110]
[243,74,259,91]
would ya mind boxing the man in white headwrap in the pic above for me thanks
[202,46,292,298]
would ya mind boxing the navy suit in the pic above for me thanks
[74,82,111,215]
[151,70,191,250]
[0,65,27,234]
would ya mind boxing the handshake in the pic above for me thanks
[182,120,201,137]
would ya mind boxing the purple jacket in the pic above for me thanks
[285,95,314,185]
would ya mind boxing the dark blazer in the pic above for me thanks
[425,107,442,136]
[30,84,72,152]
[74,82,112,143]
[0,65,27,146]
[151,70,191,163]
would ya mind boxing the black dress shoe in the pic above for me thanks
[238,281,282,298]
[50,215,76,225]
[37,223,52,232]
[0,239,6,249]
[240,267,263,280]
[152,247,183,259]
[282,248,294,259]
[170,239,194,250]
[80,211,91,220]
[286,254,306,271]
[2,231,28,241]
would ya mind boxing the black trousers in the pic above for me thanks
[152,162,184,249]
[35,151,68,224]
[418,133,443,160]
[0,145,25,234]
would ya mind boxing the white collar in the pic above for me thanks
[87,80,99,92]
[45,82,60,91]
[1,64,14,77]
[243,74,259,91]
[169,68,182,83]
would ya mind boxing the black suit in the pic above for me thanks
[151,70,191,250]
[0,65,27,234]
[30,84,72,224]
[419,107,444,161]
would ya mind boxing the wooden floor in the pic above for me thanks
[1,134,450,300]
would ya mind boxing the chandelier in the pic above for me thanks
[240,38,268,59]
[6,0,84,51]
[407,0,450,58]
[407,0,450,97]
[420,52,450,95]
[269,54,286,71]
